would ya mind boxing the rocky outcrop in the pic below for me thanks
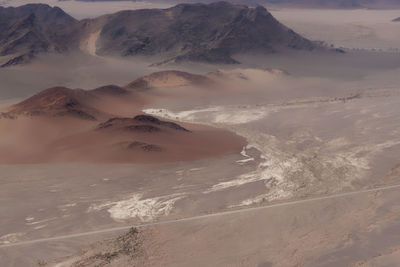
[93,2,317,64]
[0,4,77,66]
[0,70,212,120]
[97,115,190,132]
[0,2,321,66]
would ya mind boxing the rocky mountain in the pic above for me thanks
[3,85,129,120]
[97,115,189,133]
[0,2,320,66]
[0,68,290,121]
[393,17,400,21]
[0,70,211,120]
[74,0,400,8]
[90,1,317,64]
[0,69,245,163]
[0,4,77,67]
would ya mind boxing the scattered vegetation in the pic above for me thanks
[69,227,145,266]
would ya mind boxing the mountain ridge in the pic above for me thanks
[91,2,318,64]
[75,0,400,9]
[0,2,322,67]
[0,4,77,67]
[0,70,214,120]
[0,69,246,163]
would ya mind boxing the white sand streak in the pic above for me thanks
[0,233,24,245]
[144,106,299,200]
[88,193,185,222]
[236,146,255,164]
[4,183,400,249]
[143,106,270,125]
[231,138,400,207]
[80,30,101,56]
[143,105,400,206]
[204,132,299,201]
[143,101,330,126]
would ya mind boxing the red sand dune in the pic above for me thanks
[0,71,245,163]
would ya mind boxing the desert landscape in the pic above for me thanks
[1,0,400,266]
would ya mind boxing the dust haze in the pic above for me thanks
[271,8,400,50]
[0,0,173,19]
[3,5,400,267]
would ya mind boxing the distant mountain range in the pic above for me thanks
[75,0,400,9]
[0,1,322,67]
[393,17,400,21]
[0,4,77,67]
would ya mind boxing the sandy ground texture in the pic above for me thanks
[65,187,400,267]
[2,68,400,265]
[2,7,400,267]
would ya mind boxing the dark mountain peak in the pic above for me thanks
[0,2,321,66]
[17,3,52,10]
[0,3,50,13]
[174,1,244,11]
[93,1,319,64]
[393,17,400,22]
[0,3,76,25]
[133,115,189,132]
[250,5,275,20]
[97,115,189,132]
[0,4,77,67]
[19,12,36,26]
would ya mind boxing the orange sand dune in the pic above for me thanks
[0,71,245,163]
